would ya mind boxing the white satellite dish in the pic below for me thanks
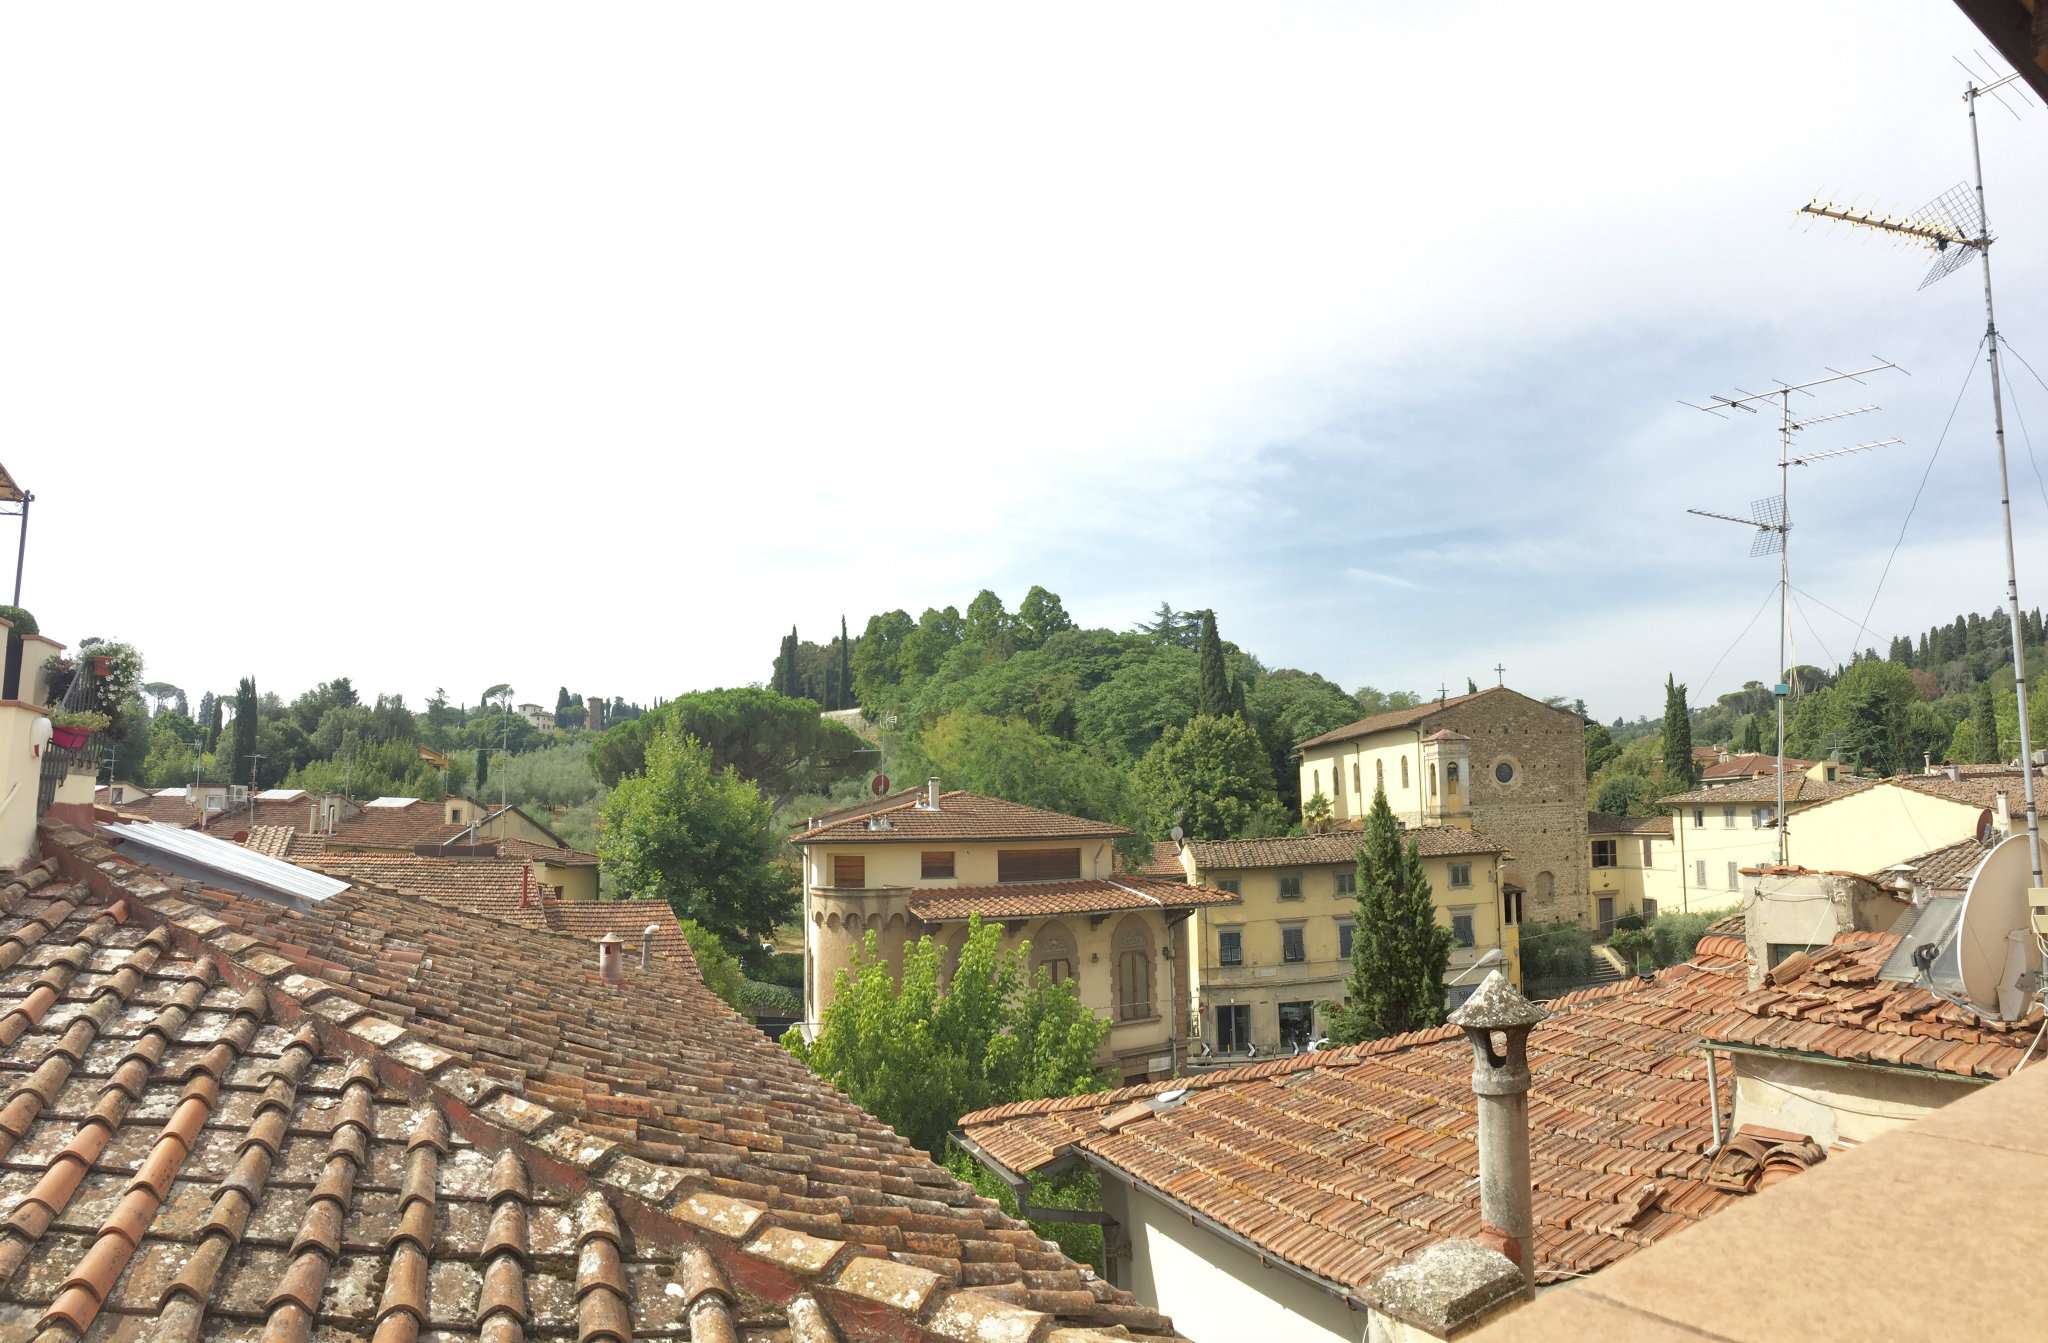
[1929,832,2041,1020]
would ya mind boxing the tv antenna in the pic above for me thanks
[1682,360,1906,864]
[1795,53,2042,892]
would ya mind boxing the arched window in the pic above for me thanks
[1035,921,1077,986]
[1352,762,1361,796]
[1429,764,1438,798]
[1376,759,1385,790]
[1533,871,1555,914]
[1400,757,1410,789]
[1113,916,1152,1021]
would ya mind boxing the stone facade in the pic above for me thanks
[1435,691,1588,926]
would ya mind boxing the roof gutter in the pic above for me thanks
[1703,1039,1996,1086]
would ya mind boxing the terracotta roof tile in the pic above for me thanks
[1183,828,1506,869]
[962,940,1772,1291]
[1296,689,1490,749]
[1587,812,1672,836]
[22,820,1181,1339]
[792,790,1131,844]
[1896,836,1994,891]
[1658,775,1876,807]
[1699,754,1820,781]
[907,875,1238,922]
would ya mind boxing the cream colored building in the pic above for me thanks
[1296,688,1588,925]
[1157,829,1516,1056]
[1587,812,1680,932]
[794,784,1234,1082]
[1658,773,1868,913]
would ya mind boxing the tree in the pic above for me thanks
[1328,785,1452,1043]
[964,589,1012,648]
[1584,721,1618,779]
[1739,714,1763,753]
[1467,677,1479,695]
[1353,687,1422,717]
[838,614,854,711]
[1595,773,1651,816]
[1302,789,1332,833]
[599,721,798,951]
[900,712,1130,829]
[1972,681,2001,763]
[230,678,258,786]
[1128,714,1283,840]
[1133,601,1201,647]
[1948,720,1984,767]
[1015,586,1075,651]
[589,687,868,804]
[201,693,223,754]
[1662,675,1696,788]
[852,609,916,706]
[1196,610,1230,717]
[1247,669,1360,814]
[680,918,749,1013]
[475,746,489,796]
[785,916,1109,1156]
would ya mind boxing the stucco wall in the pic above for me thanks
[1101,1174,1365,1343]
[1667,801,1779,914]
[1730,1051,1977,1146]
[1589,831,1682,924]
[1787,784,1985,876]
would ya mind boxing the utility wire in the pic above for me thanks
[1848,334,1985,657]
[1996,337,2048,516]
[1788,590,1839,670]
[1696,583,1780,703]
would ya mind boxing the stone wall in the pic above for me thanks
[1441,691,1588,926]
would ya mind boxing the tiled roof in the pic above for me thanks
[1699,754,1818,781]
[242,824,296,859]
[111,793,205,828]
[1136,840,1184,877]
[298,852,694,966]
[1295,690,1484,750]
[1657,775,1873,807]
[1701,930,2043,1079]
[199,795,356,838]
[1588,812,1672,836]
[1895,836,1994,891]
[906,876,1237,922]
[319,798,454,850]
[962,944,1784,1289]
[1890,767,2048,808]
[1184,827,1505,870]
[487,836,599,866]
[20,819,1181,1340]
[791,791,1131,845]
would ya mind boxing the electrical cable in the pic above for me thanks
[1789,590,1839,673]
[1848,335,1986,657]
[1996,338,2048,516]
[1695,583,1781,704]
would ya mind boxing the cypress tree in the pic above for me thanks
[230,677,259,786]
[476,747,489,795]
[201,693,223,754]
[1467,677,1479,695]
[1972,681,2000,763]
[839,615,853,710]
[1329,785,1452,1043]
[1662,674,1696,787]
[1229,675,1250,724]
[1740,714,1763,754]
[1197,610,1229,717]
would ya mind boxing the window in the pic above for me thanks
[1450,908,1476,948]
[1376,760,1385,789]
[1352,762,1362,796]
[449,805,463,822]
[1338,920,1355,958]
[1278,1001,1315,1050]
[1449,863,1472,888]
[1217,878,1240,895]
[1641,837,1655,866]
[1643,897,1659,920]
[1216,1004,1251,1052]
[1281,925,1306,963]
[1721,805,1736,829]
[1278,873,1303,900]
[1503,887,1522,926]
[921,851,956,879]
[1446,982,1479,1010]
[1446,762,1460,786]
[1035,921,1076,986]
[1400,758,1409,788]
[1692,808,1705,829]
[1429,764,1438,798]
[1218,928,1243,966]
[1332,766,1342,801]
[1335,871,1356,895]
[205,795,222,811]
[1592,840,1618,869]
[1752,806,1775,829]
[1114,918,1152,1020]
[997,848,1081,883]
[1727,861,1740,891]
[1313,768,1322,798]
[832,855,865,889]
[1494,761,1516,785]
[1695,859,1708,887]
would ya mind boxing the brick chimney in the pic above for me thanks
[596,932,624,985]
[1448,970,1547,1287]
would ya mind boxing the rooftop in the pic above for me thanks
[791,790,1131,845]
[905,875,1237,923]
[1295,689,1487,750]
[1657,775,1872,807]
[9,820,1181,1340]
[960,934,1813,1293]
[1181,827,1507,870]
[1698,753,1818,781]
[1891,835,1995,892]
[1587,812,1672,836]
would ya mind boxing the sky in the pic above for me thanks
[4,2,2045,723]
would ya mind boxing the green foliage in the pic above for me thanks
[1650,911,1716,968]
[897,712,1131,826]
[739,978,803,1019]
[1783,658,1949,774]
[853,609,917,706]
[472,739,602,811]
[1132,601,1201,647]
[785,916,1110,1156]
[1584,721,1618,779]
[1519,920,1596,985]
[1072,647,1201,761]
[1971,681,2000,762]
[1014,586,1075,651]
[51,708,111,732]
[598,720,798,951]
[945,1151,1105,1273]
[1128,713,1282,841]
[1301,788,1332,833]
[1594,773,1652,816]
[1249,669,1367,812]
[964,589,1012,648]
[1661,675,1696,788]
[590,687,867,805]
[0,606,37,637]
[1738,714,1763,753]
[680,918,749,1013]
[1608,926,1655,971]
[1328,786,1451,1042]
[1196,610,1230,718]
[231,678,259,786]
[1352,686,1422,717]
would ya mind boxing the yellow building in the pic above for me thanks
[1657,773,1868,913]
[1587,812,1680,932]
[794,782,1235,1082]
[1295,688,1589,925]
[1158,828,1516,1057]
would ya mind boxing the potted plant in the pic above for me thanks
[50,708,110,750]
[78,640,142,707]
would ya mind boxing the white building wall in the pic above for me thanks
[1101,1174,1365,1343]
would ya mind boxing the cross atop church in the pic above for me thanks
[1494,663,1506,687]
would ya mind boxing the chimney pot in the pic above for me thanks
[641,923,658,971]
[597,933,624,985]
[927,777,941,810]
[1448,971,1547,1286]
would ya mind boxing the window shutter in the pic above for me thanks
[997,848,1081,882]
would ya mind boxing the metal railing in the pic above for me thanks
[36,663,108,818]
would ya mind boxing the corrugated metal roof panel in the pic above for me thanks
[99,820,349,903]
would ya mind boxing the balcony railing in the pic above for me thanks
[36,663,110,818]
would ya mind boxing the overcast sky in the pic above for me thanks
[6,2,2044,723]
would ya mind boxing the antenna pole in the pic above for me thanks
[1965,82,2042,888]
[1777,391,1791,867]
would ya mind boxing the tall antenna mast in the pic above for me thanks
[1795,56,2042,890]
[1683,360,1906,864]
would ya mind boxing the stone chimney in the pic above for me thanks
[1996,791,2013,839]
[597,933,624,985]
[1448,970,1548,1287]
[641,923,658,971]
[927,777,941,811]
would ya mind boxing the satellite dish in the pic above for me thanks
[1169,825,1184,843]
[1929,832,2041,1019]
[870,774,891,796]
[1976,808,1996,846]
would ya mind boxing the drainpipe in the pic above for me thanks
[1705,1048,1728,1156]
[1449,971,1547,1287]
